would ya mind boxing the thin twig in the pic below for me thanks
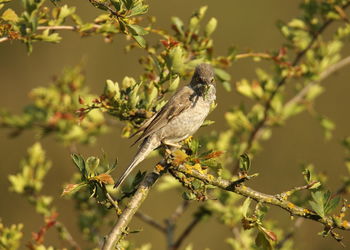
[171,213,204,250]
[106,191,120,211]
[169,200,190,223]
[277,181,319,199]
[135,211,167,233]
[164,200,190,249]
[55,221,81,250]
[285,55,350,108]
[0,25,100,43]
[276,218,304,249]
[37,25,77,31]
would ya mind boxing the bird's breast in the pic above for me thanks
[158,90,214,142]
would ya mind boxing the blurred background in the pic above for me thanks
[1,0,350,249]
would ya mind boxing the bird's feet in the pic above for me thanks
[162,140,182,148]
[162,140,182,155]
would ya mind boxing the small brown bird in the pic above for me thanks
[114,63,216,188]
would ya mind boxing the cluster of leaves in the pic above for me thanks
[7,143,68,248]
[62,153,150,245]
[62,154,116,245]
[62,154,116,197]
[0,0,149,52]
[0,66,107,145]
[0,220,23,250]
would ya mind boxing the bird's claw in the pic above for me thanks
[162,140,182,149]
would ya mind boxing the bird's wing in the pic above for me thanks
[131,86,194,146]
[129,112,158,139]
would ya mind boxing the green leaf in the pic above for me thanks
[222,81,231,92]
[182,191,196,200]
[90,0,109,11]
[61,183,87,196]
[35,29,61,43]
[255,231,273,250]
[127,24,148,36]
[71,154,87,178]
[306,85,324,100]
[236,79,253,98]
[309,191,326,218]
[241,197,251,217]
[166,46,185,73]
[204,17,217,37]
[128,2,148,17]
[325,195,340,215]
[189,138,199,154]
[309,200,325,218]
[239,153,251,172]
[121,0,133,9]
[171,16,184,36]
[110,0,121,11]
[58,5,75,22]
[168,76,180,92]
[86,156,100,175]
[201,119,215,127]
[1,8,18,22]
[132,35,146,48]
[319,116,335,140]
[79,23,95,32]
[214,68,231,81]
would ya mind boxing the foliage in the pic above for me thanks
[0,220,23,250]
[0,66,107,144]
[0,0,149,52]
[2,0,350,249]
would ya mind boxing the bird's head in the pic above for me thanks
[190,63,215,97]
[190,63,215,86]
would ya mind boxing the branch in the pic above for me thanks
[55,221,81,250]
[170,211,205,250]
[174,164,350,231]
[276,217,303,249]
[104,183,166,233]
[169,200,190,223]
[101,164,167,250]
[0,25,100,43]
[135,211,167,233]
[164,200,190,249]
[285,55,350,108]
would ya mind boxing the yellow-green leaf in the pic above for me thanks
[2,8,18,22]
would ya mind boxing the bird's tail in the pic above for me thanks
[114,136,159,189]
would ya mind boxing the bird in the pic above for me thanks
[114,63,216,188]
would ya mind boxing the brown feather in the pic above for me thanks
[130,86,194,146]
